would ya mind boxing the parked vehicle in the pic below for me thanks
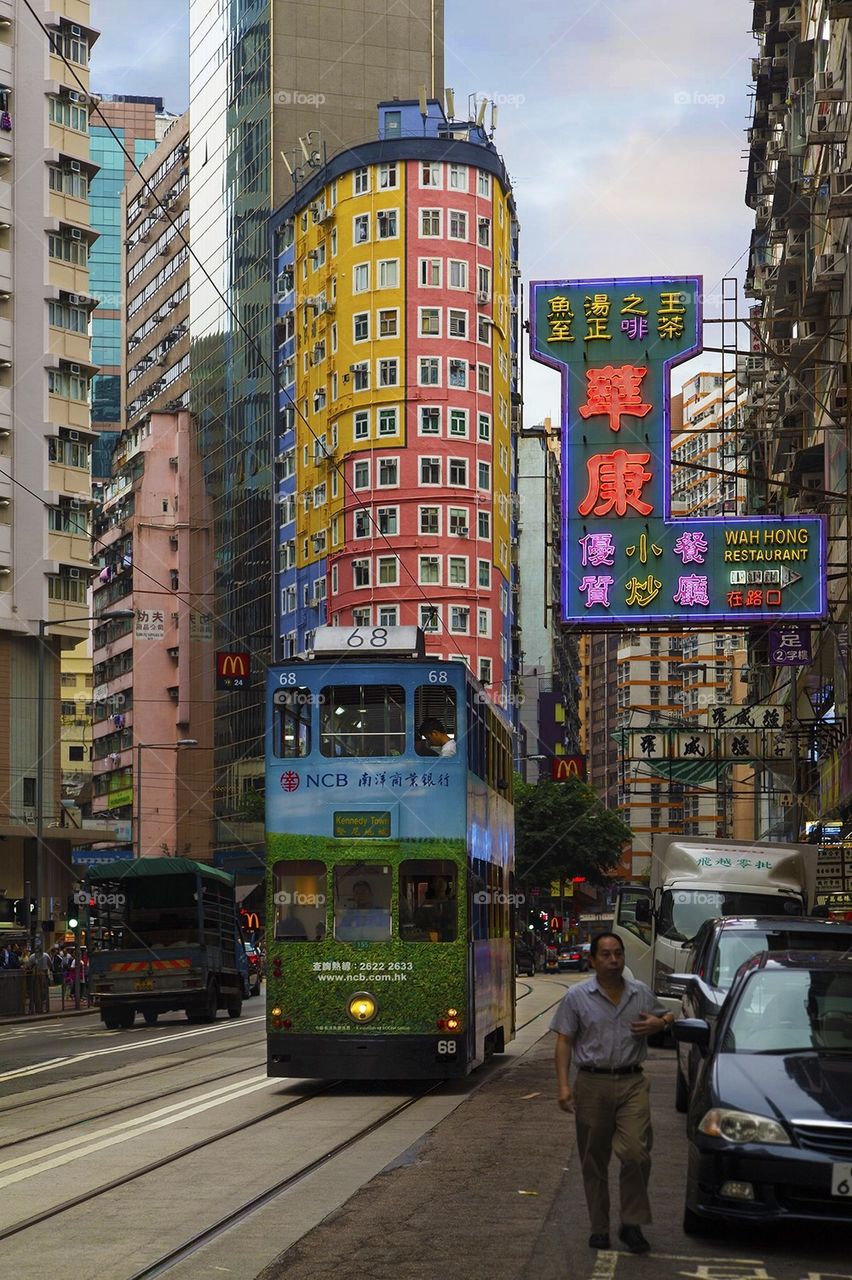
[511,936,532,972]
[557,945,584,971]
[675,950,852,1233]
[615,837,816,1016]
[87,858,246,1028]
[545,945,558,972]
[244,940,263,996]
[670,916,852,1111]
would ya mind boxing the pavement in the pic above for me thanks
[0,983,93,1025]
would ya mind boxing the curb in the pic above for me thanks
[0,1005,96,1027]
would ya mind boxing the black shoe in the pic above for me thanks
[619,1225,651,1254]
[588,1233,611,1250]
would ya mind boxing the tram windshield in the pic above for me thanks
[320,685,405,757]
[273,860,327,941]
[333,865,392,941]
[399,860,458,941]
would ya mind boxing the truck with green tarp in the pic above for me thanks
[85,857,247,1029]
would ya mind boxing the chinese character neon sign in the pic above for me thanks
[530,276,827,625]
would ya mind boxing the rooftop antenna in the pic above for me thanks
[280,152,293,176]
[445,87,455,119]
[490,103,499,136]
[475,98,487,129]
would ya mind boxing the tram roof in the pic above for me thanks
[86,857,235,888]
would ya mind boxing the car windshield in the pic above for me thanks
[658,890,803,943]
[721,968,852,1054]
[713,929,852,989]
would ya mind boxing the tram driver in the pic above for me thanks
[418,718,457,757]
[336,879,390,942]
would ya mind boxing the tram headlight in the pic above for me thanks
[437,1007,461,1032]
[347,992,378,1024]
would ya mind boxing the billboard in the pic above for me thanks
[551,756,587,782]
[217,651,251,690]
[530,277,826,626]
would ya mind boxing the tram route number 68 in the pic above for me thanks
[437,1039,457,1056]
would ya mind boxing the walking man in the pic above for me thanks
[551,932,674,1254]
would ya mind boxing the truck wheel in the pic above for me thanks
[227,995,243,1019]
[202,979,218,1023]
[143,1010,159,1027]
[103,1010,121,1030]
[117,1007,135,1029]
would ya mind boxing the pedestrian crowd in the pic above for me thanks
[0,941,89,1012]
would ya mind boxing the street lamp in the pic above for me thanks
[135,740,198,860]
[34,608,135,949]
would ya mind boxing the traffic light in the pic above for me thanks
[67,894,81,930]
[13,899,35,926]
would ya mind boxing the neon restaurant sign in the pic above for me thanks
[529,276,826,626]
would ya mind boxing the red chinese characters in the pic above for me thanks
[578,364,652,433]
[578,450,654,518]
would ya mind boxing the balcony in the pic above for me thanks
[827,171,852,216]
[811,252,846,291]
[807,101,849,144]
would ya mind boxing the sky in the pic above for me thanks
[90,0,755,422]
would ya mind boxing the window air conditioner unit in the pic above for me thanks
[68,90,80,103]
[477,291,490,304]
[69,363,81,374]
[68,430,79,440]
[70,228,82,240]
[69,567,80,578]
[70,160,82,173]
[455,526,469,536]
[70,25,82,36]
[70,498,81,509]
[23,808,36,823]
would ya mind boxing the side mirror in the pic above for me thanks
[659,971,693,998]
[634,897,652,925]
[672,1018,711,1056]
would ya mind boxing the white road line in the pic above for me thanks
[0,1015,265,1084]
[589,1251,618,1280]
[0,1076,278,1189]
[0,1074,269,1173]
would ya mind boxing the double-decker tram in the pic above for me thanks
[265,625,515,1079]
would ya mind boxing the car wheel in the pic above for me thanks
[675,1063,689,1113]
[683,1203,710,1236]
[227,995,243,1019]
[251,981,261,998]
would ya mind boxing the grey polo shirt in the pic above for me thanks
[549,974,666,1070]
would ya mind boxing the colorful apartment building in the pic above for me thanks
[270,100,521,696]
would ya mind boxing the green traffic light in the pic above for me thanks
[69,915,79,930]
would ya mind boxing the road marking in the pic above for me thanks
[0,1075,278,1188]
[0,1016,265,1084]
[589,1250,618,1280]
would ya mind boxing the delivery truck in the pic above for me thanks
[86,857,248,1029]
[615,836,817,1015]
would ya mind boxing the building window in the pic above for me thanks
[449,409,468,438]
[354,460,370,489]
[419,357,440,386]
[49,94,88,132]
[420,161,441,187]
[378,605,398,626]
[353,263,370,292]
[448,556,468,585]
[354,312,369,342]
[354,508,371,538]
[420,258,442,287]
[378,259,399,288]
[478,609,491,637]
[352,362,369,391]
[478,412,491,441]
[377,406,398,435]
[420,208,441,237]
[448,260,468,290]
[478,511,491,539]
[353,167,370,194]
[478,461,491,490]
[353,558,371,588]
[478,364,491,393]
[378,457,398,486]
[419,506,440,534]
[379,162,398,188]
[420,604,440,632]
[377,556,398,585]
[478,315,492,345]
[448,458,468,486]
[448,163,468,191]
[479,657,492,685]
[477,265,491,298]
[419,556,440,584]
[378,359,399,388]
[478,559,491,587]
[478,217,491,247]
[448,210,467,240]
[377,506,398,535]
[448,507,469,535]
[477,171,491,197]
[448,309,467,339]
[420,307,441,337]
[353,607,371,626]
[419,406,440,434]
[378,308,398,337]
[450,606,470,633]
[420,457,441,485]
[448,359,467,389]
[377,210,398,239]
[354,410,370,440]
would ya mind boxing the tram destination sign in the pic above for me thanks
[530,276,826,626]
[333,810,392,839]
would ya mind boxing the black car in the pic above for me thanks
[675,950,852,1233]
[515,938,536,977]
[557,946,584,971]
[670,916,852,1112]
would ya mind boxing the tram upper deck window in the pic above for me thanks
[273,687,312,758]
[415,686,458,757]
[273,860,327,940]
[399,859,458,941]
[334,865,392,941]
[320,685,405,757]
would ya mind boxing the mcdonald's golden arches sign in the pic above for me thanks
[216,651,251,691]
[551,756,587,783]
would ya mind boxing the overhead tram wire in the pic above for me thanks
[24,0,472,663]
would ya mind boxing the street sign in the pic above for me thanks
[769,623,812,666]
[626,729,791,761]
[697,704,787,731]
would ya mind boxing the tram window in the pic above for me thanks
[471,858,487,940]
[414,686,458,757]
[399,860,458,941]
[273,860,327,941]
[273,687,312,758]
[334,865,392,941]
[320,685,405,757]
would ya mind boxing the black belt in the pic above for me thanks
[578,1064,643,1075]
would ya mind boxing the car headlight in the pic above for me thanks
[698,1108,790,1145]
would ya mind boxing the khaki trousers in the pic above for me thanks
[573,1070,653,1233]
